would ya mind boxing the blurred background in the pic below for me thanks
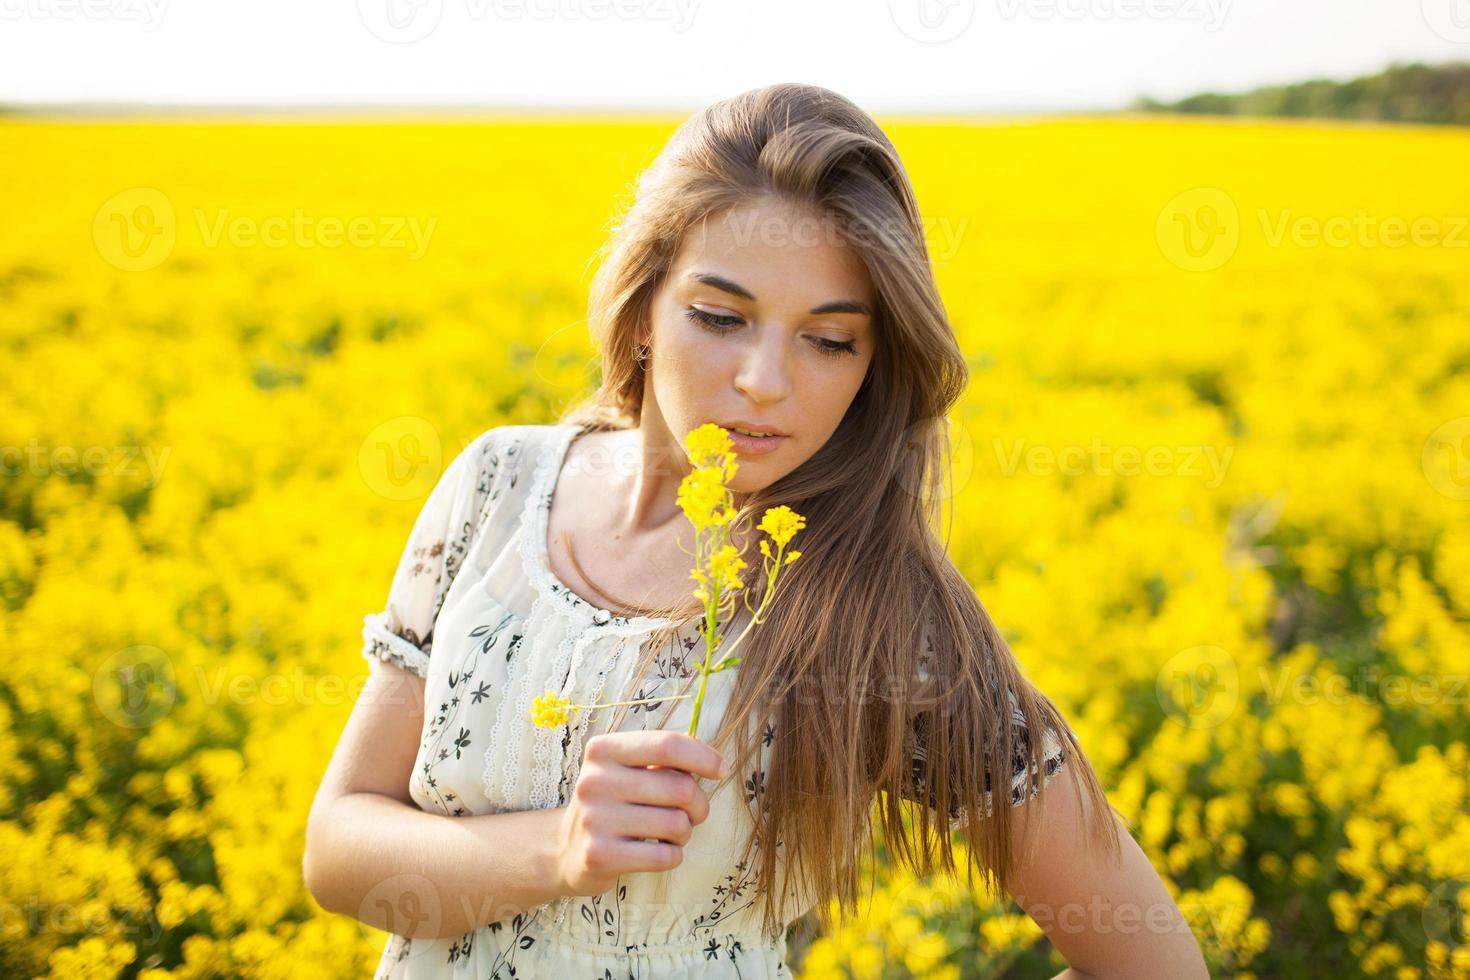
[2,1,1468,977]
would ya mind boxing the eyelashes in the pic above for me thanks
[682,307,859,359]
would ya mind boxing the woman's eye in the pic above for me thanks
[814,338,859,358]
[684,307,742,330]
[684,306,859,359]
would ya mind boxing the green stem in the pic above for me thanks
[687,494,732,738]
[702,544,786,671]
[686,558,721,738]
[687,517,800,732]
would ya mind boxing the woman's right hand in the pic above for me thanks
[554,730,729,897]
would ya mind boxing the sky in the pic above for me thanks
[0,0,1466,112]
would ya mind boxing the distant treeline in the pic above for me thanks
[1132,61,1470,126]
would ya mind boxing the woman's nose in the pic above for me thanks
[732,330,793,401]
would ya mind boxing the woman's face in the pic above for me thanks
[642,195,876,493]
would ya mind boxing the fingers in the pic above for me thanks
[632,767,713,825]
[573,761,712,826]
[584,835,684,875]
[566,732,727,888]
[588,730,727,782]
[605,802,696,846]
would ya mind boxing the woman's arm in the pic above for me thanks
[308,793,567,939]
[1000,765,1210,980]
[303,659,569,939]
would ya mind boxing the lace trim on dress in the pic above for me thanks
[479,423,698,795]
[524,623,579,809]
[360,611,433,678]
[478,446,555,813]
[554,632,629,815]
[499,424,711,929]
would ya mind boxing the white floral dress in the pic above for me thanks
[359,421,1067,978]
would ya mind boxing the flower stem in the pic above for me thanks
[701,546,785,672]
[687,500,730,738]
[687,573,720,737]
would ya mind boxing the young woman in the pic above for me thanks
[305,82,1209,979]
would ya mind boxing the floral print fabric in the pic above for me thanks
[358,422,1065,978]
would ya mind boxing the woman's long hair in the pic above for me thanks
[557,81,1124,940]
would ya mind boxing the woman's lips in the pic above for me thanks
[722,427,787,455]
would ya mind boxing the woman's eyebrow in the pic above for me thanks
[685,271,871,317]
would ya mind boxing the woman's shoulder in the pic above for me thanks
[463,422,568,481]
[420,422,564,569]
[484,421,576,447]
[455,421,580,517]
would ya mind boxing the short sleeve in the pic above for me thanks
[360,429,503,678]
[902,618,1068,829]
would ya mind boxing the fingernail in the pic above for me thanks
[719,759,730,778]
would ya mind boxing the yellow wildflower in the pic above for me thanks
[676,425,808,736]
[708,543,748,592]
[676,465,732,531]
[758,505,806,548]
[684,422,736,470]
[530,690,575,728]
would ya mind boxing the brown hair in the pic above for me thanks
[557,82,1124,940]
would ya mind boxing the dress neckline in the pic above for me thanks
[520,422,697,634]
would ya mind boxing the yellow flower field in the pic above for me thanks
[0,114,1467,978]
